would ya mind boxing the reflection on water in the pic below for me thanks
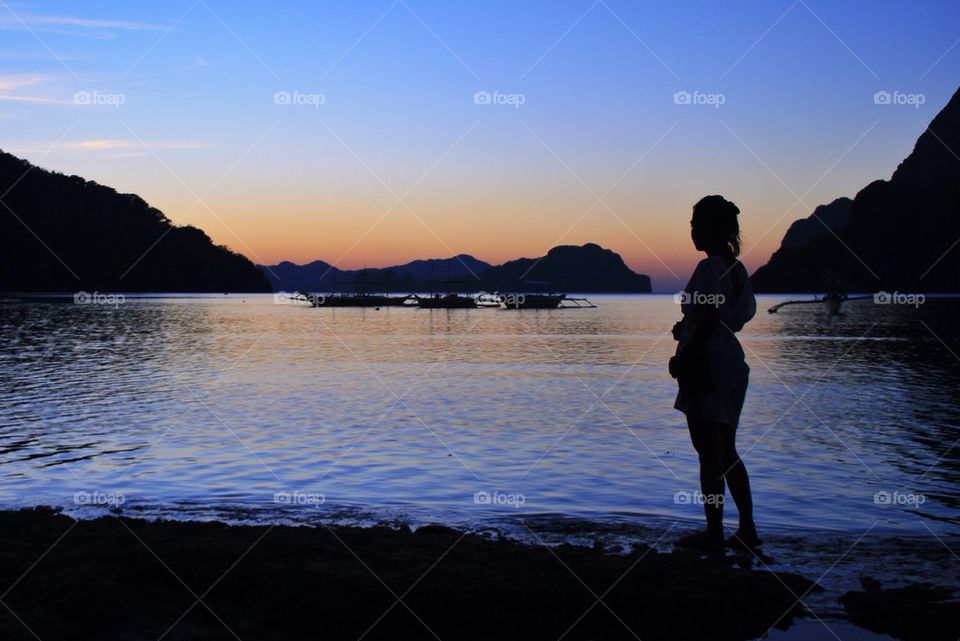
[1,294,959,543]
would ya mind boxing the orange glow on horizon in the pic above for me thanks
[46,154,793,290]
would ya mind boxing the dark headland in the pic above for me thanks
[751,87,960,293]
[0,151,270,293]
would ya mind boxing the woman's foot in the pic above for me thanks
[676,529,725,554]
[725,527,762,552]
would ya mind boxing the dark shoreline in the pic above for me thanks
[0,507,819,641]
[2,508,957,640]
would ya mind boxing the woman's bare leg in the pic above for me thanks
[719,425,756,537]
[686,416,725,538]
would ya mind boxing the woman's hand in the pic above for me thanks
[668,355,681,379]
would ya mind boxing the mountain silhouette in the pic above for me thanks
[263,243,652,293]
[0,150,270,292]
[260,254,491,293]
[779,197,853,250]
[752,88,960,293]
[479,243,652,292]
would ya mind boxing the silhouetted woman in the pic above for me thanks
[669,195,759,553]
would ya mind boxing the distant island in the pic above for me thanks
[261,254,492,294]
[261,243,653,293]
[0,150,270,293]
[752,87,960,293]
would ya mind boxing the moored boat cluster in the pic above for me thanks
[291,291,596,309]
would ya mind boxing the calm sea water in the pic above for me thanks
[4,292,960,614]
[2,292,958,538]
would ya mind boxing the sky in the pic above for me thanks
[1,0,958,292]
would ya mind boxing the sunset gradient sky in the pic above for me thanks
[2,0,958,291]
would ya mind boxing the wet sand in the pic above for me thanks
[841,579,960,641]
[0,507,825,641]
[2,508,957,640]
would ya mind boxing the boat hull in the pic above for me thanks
[416,295,477,309]
[501,294,565,309]
[308,295,409,307]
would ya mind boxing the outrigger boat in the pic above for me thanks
[476,292,504,308]
[291,272,598,310]
[295,269,413,307]
[498,293,597,310]
[767,293,871,315]
[295,292,411,307]
[501,293,566,309]
[415,292,477,308]
[768,274,865,316]
[496,280,596,310]
[415,277,478,308]
[293,290,597,310]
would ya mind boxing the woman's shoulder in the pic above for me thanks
[694,255,736,279]
[692,256,719,274]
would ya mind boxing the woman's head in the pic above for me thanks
[691,195,741,256]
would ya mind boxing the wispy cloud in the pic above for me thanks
[0,14,167,32]
[0,72,76,104]
[65,140,210,150]
[0,48,80,60]
[5,140,216,155]
[0,93,73,104]
[0,72,46,90]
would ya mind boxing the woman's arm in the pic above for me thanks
[669,259,724,376]
[669,305,720,377]
[681,305,720,354]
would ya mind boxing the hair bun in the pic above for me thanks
[692,195,742,257]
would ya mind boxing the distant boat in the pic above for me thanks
[296,292,410,307]
[291,290,595,310]
[497,279,596,309]
[767,294,871,315]
[296,268,414,307]
[476,292,504,308]
[501,293,566,309]
[415,293,477,309]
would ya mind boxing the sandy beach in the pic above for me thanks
[1,508,956,640]
[0,507,823,641]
